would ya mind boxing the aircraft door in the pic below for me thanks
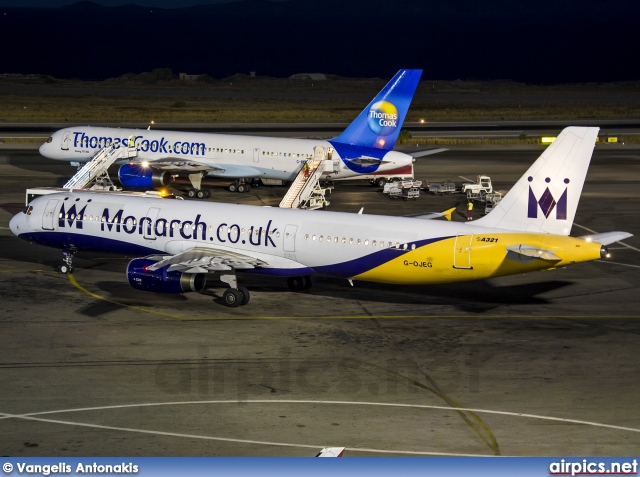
[453,234,473,269]
[283,224,297,252]
[42,199,59,230]
[314,146,325,162]
[144,207,161,240]
[61,132,70,151]
[253,148,260,163]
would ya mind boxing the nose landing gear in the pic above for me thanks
[58,249,76,274]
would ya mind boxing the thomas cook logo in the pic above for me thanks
[527,176,569,219]
[367,101,399,136]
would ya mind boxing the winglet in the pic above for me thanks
[442,207,456,221]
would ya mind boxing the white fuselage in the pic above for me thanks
[10,190,603,285]
[39,126,414,181]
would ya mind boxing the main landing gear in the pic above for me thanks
[187,188,211,199]
[219,271,250,307]
[58,249,76,274]
[228,179,252,193]
[287,276,312,292]
[186,172,211,200]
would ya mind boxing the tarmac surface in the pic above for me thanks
[0,142,639,456]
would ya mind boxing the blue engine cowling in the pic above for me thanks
[118,164,171,189]
[127,258,206,293]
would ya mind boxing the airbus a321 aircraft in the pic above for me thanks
[38,69,439,198]
[11,127,631,307]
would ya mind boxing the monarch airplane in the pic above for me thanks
[38,69,441,197]
[11,127,631,307]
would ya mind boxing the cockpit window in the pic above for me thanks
[23,205,33,215]
[46,137,53,143]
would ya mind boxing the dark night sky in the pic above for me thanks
[1,0,638,83]
[0,0,240,6]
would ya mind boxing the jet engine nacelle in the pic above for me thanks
[118,164,171,189]
[127,258,206,293]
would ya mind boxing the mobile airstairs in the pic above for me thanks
[279,146,335,210]
[63,142,138,190]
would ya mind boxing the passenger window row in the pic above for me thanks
[262,151,312,158]
[303,233,416,250]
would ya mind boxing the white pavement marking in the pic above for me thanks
[2,399,640,457]
[596,260,640,270]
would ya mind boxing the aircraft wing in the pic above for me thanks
[578,231,633,246]
[408,147,448,158]
[143,158,224,173]
[148,247,268,273]
[506,244,562,263]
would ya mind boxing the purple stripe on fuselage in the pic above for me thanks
[17,232,162,256]
[313,236,452,277]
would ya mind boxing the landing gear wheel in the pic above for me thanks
[223,288,242,307]
[302,276,312,290]
[237,184,246,193]
[187,188,196,198]
[376,178,387,188]
[196,189,206,199]
[288,276,307,292]
[58,264,72,274]
[228,183,237,193]
[204,189,211,198]
[244,183,252,192]
[237,285,250,305]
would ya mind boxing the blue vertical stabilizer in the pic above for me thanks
[332,69,422,150]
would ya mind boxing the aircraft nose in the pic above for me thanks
[9,213,22,236]
[39,142,47,156]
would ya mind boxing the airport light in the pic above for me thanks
[141,160,149,168]
[420,119,425,123]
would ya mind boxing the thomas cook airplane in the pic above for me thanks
[11,127,631,307]
[38,69,441,197]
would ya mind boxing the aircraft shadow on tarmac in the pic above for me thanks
[0,234,574,314]
[277,277,572,313]
[79,275,572,316]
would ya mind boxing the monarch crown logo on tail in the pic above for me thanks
[527,176,570,220]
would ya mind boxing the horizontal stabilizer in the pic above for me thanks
[579,231,633,246]
[404,207,456,221]
[408,148,448,158]
[506,244,561,263]
[348,156,389,165]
